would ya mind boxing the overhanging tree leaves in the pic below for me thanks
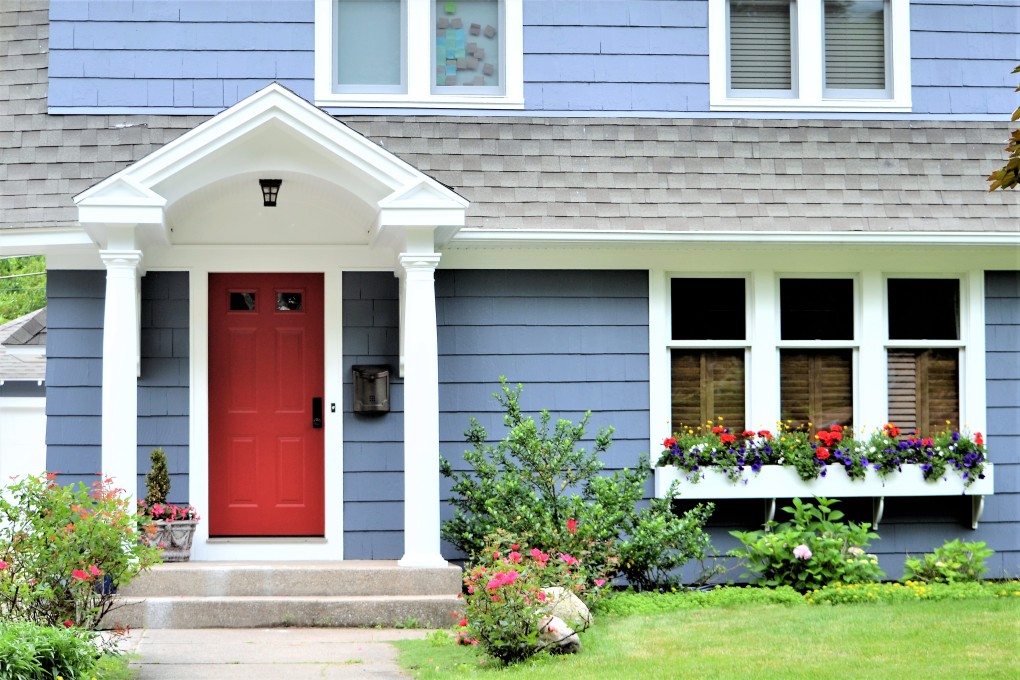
[987,64,1020,191]
[0,255,46,323]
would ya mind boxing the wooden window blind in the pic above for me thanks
[780,349,853,430]
[729,0,793,90]
[887,349,959,435]
[671,350,745,432]
[824,0,886,90]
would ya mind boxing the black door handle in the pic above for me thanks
[312,397,323,428]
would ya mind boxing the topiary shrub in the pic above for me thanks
[145,447,171,507]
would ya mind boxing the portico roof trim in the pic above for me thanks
[73,82,468,247]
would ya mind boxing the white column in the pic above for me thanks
[749,269,779,431]
[100,250,143,501]
[397,252,447,568]
[858,271,887,430]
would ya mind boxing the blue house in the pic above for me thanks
[0,0,1017,581]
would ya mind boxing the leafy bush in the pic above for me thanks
[460,537,601,665]
[0,621,102,680]
[617,494,719,590]
[0,473,161,629]
[728,497,884,593]
[441,379,718,590]
[903,539,994,583]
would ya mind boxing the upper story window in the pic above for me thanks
[314,0,524,109]
[709,0,911,112]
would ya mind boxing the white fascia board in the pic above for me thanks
[448,229,1020,247]
[3,345,45,358]
[0,228,94,254]
[77,202,166,226]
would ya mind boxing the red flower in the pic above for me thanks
[63,620,73,628]
[711,426,725,435]
[830,431,843,442]
[921,438,934,447]
[975,432,984,446]
[816,447,830,461]
[663,437,677,448]
[720,433,736,445]
[883,423,900,438]
[831,424,843,432]
[816,431,831,445]
[741,430,755,438]
[757,430,773,440]
[567,518,578,534]
[71,569,88,581]
[458,618,468,627]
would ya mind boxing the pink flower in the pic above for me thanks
[567,518,578,534]
[594,579,606,587]
[458,618,468,627]
[89,564,102,577]
[71,569,88,580]
[0,560,8,570]
[559,553,579,566]
[507,551,522,563]
[537,591,547,602]
[793,544,812,560]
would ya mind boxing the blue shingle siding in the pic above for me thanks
[436,270,651,557]
[45,270,104,488]
[48,0,1017,116]
[983,271,1020,577]
[137,271,190,505]
[342,271,405,560]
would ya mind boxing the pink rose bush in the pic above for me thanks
[459,535,608,665]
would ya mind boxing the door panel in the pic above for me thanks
[209,273,325,536]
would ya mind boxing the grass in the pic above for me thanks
[396,597,1020,679]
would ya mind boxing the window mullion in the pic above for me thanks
[406,0,430,99]
[798,0,823,101]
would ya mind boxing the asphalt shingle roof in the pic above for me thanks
[2,1,1018,234]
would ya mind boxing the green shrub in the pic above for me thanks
[0,621,102,680]
[902,539,994,583]
[144,447,171,507]
[596,586,806,616]
[440,379,718,590]
[728,497,884,593]
[0,473,161,629]
[806,580,1017,605]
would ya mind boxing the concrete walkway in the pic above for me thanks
[121,628,430,679]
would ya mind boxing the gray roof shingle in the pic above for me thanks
[0,307,45,383]
[2,1,1018,234]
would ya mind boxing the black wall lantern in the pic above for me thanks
[259,179,282,207]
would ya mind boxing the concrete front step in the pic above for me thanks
[111,560,464,629]
[109,594,463,629]
[120,560,463,598]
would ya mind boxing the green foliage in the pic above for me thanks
[902,539,994,584]
[0,256,46,324]
[595,586,806,617]
[988,64,1020,191]
[728,497,884,593]
[460,537,599,665]
[441,379,718,589]
[806,579,1017,605]
[616,494,719,590]
[144,447,171,507]
[0,621,103,680]
[0,473,161,630]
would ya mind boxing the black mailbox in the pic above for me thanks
[353,365,390,414]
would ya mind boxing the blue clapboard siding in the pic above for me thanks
[437,270,650,557]
[46,270,191,497]
[342,271,405,560]
[46,270,104,489]
[48,0,1017,116]
[137,271,190,505]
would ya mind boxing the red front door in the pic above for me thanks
[208,273,325,536]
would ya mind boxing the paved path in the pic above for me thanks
[121,628,430,679]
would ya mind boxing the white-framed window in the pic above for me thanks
[659,270,980,444]
[708,0,911,112]
[314,0,524,109]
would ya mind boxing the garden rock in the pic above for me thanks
[541,587,592,628]
[538,615,581,654]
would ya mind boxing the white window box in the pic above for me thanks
[655,463,995,529]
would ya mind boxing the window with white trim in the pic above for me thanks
[314,0,524,109]
[663,272,974,441]
[709,0,911,111]
[886,278,962,436]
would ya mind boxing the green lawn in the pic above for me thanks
[396,598,1020,679]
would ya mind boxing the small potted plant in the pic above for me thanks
[139,447,200,562]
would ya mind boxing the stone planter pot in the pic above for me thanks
[147,520,198,562]
[655,464,995,528]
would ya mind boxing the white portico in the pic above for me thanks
[71,84,467,566]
